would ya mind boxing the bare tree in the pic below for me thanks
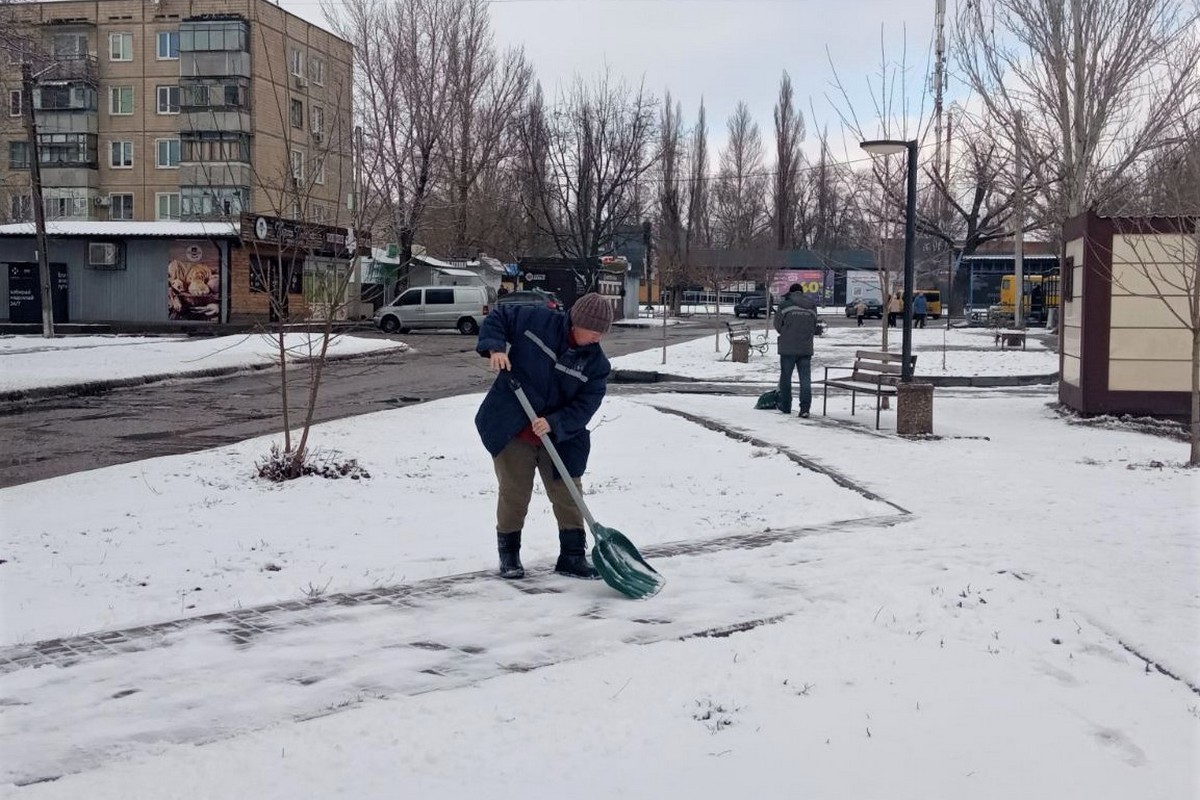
[519,70,658,291]
[772,72,805,251]
[440,0,532,255]
[956,0,1200,231]
[324,0,457,283]
[799,129,863,252]
[189,21,376,480]
[654,90,688,308]
[0,3,38,222]
[712,101,769,249]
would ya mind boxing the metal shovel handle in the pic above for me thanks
[509,378,598,532]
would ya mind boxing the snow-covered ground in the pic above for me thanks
[1,332,1196,798]
[0,333,407,393]
[615,322,1058,380]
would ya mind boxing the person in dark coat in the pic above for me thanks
[773,283,819,417]
[913,293,928,328]
[475,292,614,581]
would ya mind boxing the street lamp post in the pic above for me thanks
[860,139,918,382]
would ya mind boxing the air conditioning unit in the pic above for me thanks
[93,195,111,207]
[88,242,118,266]
[293,74,308,89]
[312,131,323,143]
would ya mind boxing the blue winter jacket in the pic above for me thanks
[475,304,611,478]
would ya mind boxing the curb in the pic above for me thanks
[0,348,405,404]
[3,363,1058,403]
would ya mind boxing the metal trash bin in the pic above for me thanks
[731,340,750,363]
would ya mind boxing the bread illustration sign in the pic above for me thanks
[167,242,221,321]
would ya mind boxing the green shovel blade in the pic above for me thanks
[589,522,665,600]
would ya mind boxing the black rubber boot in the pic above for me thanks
[554,529,599,579]
[497,531,525,579]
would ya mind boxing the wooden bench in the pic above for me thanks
[994,328,1027,350]
[818,350,918,429]
[723,321,770,361]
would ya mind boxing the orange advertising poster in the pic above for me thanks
[168,240,220,321]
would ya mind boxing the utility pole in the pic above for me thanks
[20,62,55,339]
[1014,110,1025,329]
[933,0,954,334]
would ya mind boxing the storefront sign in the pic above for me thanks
[242,213,368,258]
[8,263,68,324]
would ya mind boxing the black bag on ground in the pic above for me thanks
[755,389,779,410]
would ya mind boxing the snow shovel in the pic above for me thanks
[510,378,665,600]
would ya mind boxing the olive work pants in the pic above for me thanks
[493,438,585,533]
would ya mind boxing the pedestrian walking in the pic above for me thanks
[913,293,928,329]
[886,295,899,328]
[774,283,819,418]
[475,292,614,581]
[854,299,867,327]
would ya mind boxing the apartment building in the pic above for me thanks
[2,0,354,226]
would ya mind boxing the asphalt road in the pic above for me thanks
[0,320,711,488]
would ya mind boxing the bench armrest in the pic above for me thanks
[823,365,855,381]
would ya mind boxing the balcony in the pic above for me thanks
[36,55,99,86]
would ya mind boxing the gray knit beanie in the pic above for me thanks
[569,293,614,334]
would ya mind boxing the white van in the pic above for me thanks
[373,285,497,335]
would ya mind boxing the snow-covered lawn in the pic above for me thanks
[611,323,1059,380]
[0,333,407,393]
[1,371,1197,796]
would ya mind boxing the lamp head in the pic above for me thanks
[859,139,911,156]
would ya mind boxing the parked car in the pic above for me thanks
[496,289,563,311]
[844,298,884,318]
[373,285,497,335]
[733,294,774,318]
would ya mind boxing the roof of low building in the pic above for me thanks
[0,221,241,238]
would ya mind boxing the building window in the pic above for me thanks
[181,131,251,163]
[8,90,20,117]
[179,21,249,53]
[289,200,301,220]
[43,191,89,220]
[39,133,97,168]
[156,138,181,168]
[156,85,180,114]
[109,33,133,62]
[290,149,304,182]
[181,185,249,219]
[310,105,324,136]
[110,193,134,220]
[8,141,29,170]
[314,157,325,185]
[290,98,303,129]
[289,47,303,78]
[309,204,328,224]
[9,193,33,222]
[157,31,180,60]
[180,79,249,111]
[309,56,325,86]
[52,33,89,58]
[156,192,181,220]
[109,86,134,115]
[111,140,134,168]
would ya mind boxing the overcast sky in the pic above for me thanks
[285,0,949,163]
